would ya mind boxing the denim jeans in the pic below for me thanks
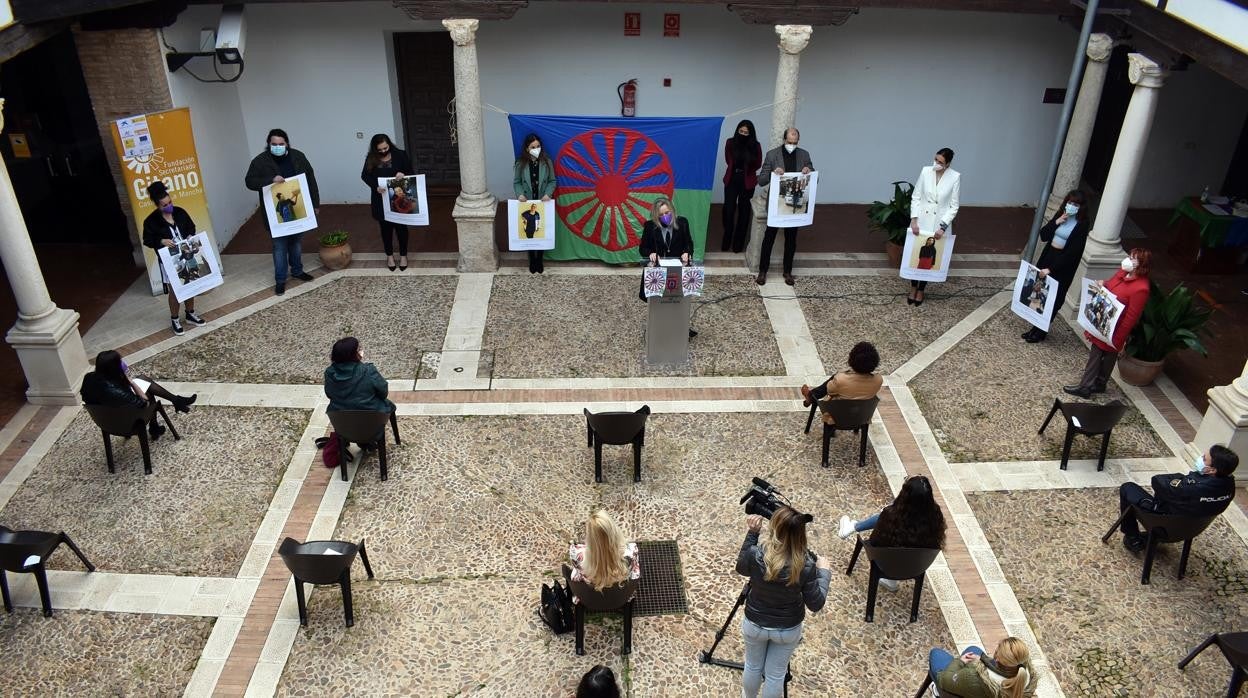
[928,645,984,682]
[742,616,801,698]
[272,233,305,284]
[855,513,880,532]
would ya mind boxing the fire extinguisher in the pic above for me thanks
[618,79,638,118]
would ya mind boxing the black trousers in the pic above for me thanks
[1119,482,1156,538]
[809,376,837,401]
[378,221,409,256]
[528,250,544,273]
[760,226,796,275]
[910,280,928,291]
[721,177,753,252]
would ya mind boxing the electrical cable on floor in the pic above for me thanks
[689,285,1007,325]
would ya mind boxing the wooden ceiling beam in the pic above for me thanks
[0,20,70,64]
[9,0,154,24]
[1114,1,1248,90]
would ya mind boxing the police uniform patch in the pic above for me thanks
[1170,478,1182,488]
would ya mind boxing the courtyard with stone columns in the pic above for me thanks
[0,250,1242,698]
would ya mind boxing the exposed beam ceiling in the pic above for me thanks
[9,0,154,24]
[729,4,859,26]
[393,1,528,20]
[1111,0,1248,90]
[0,20,70,64]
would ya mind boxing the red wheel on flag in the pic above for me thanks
[555,128,674,251]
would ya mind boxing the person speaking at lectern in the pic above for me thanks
[637,197,693,302]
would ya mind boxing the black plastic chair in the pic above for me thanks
[327,409,400,482]
[913,674,944,697]
[845,535,940,623]
[1102,506,1219,584]
[1178,631,1248,697]
[815,397,879,468]
[584,405,651,483]
[563,563,639,656]
[0,526,94,617]
[278,537,375,628]
[83,402,179,475]
[1038,398,1127,471]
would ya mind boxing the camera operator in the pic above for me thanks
[736,506,831,698]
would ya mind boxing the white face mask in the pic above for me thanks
[1064,203,1079,216]
[784,143,797,154]
[933,161,945,172]
[528,147,541,158]
[1120,257,1136,273]
[1192,454,1206,473]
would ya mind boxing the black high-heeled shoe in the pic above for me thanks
[386,257,397,272]
[172,394,197,414]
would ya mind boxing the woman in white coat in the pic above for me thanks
[907,147,960,306]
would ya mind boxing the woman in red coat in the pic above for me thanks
[721,119,762,253]
[1063,248,1152,398]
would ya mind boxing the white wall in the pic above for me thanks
[164,5,255,248]
[1130,62,1248,207]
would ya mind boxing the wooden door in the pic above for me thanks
[394,32,459,192]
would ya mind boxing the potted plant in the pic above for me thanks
[318,230,352,270]
[1118,280,1211,386]
[866,180,913,266]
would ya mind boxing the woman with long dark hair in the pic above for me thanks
[513,132,556,274]
[736,506,831,698]
[837,475,947,590]
[141,181,207,336]
[721,119,761,253]
[80,350,196,440]
[1022,189,1090,343]
[361,134,414,271]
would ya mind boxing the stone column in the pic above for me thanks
[1063,54,1167,315]
[746,25,812,273]
[1044,34,1113,219]
[1183,361,1248,483]
[0,100,88,404]
[443,19,498,272]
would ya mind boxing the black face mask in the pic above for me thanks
[735,132,750,141]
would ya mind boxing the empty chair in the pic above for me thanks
[327,409,400,482]
[1038,398,1127,471]
[83,402,180,475]
[563,563,639,656]
[0,526,94,617]
[815,397,879,468]
[845,536,940,623]
[1102,507,1219,584]
[584,405,651,483]
[1178,631,1248,697]
[278,537,375,627]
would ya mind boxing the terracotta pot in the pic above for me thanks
[885,240,903,267]
[1117,354,1165,386]
[319,242,352,270]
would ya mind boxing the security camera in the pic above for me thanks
[215,5,245,64]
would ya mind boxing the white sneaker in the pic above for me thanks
[879,578,899,592]
[838,515,857,540]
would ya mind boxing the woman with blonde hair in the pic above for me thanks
[568,510,640,592]
[736,506,832,698]
[929,636,1037,698]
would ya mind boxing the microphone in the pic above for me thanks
[752,477,773,491]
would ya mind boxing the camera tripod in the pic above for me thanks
[698,582,793,697]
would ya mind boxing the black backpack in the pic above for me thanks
[539,579,575,634]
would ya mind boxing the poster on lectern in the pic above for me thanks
[766,171,818,227]
[1010,261,1060,332]
[507,199,556,251]
[157,231,223,303]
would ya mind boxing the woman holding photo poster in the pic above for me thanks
[1022,190,1089,343]
[361,134,414,271]
[906,148,960,306]
[1063,248,1152,399]
[513,133,556,274]
[142,181,206,337]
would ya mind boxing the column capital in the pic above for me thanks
[1086,33,1113,62]
[442,18,480,46]
[775,25,812,55]
[1128,53,1167,88]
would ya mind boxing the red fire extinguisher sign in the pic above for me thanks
[618,79,638,118]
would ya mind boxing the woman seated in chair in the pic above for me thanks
[836,475,946,591]
[568,509,640,600]
[80,350,196,440]
[799,342,882,424]
[928,636,1037,698]
[324,337,395,414]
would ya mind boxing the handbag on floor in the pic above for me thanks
[315,433,354,469]
[539,579,575,634]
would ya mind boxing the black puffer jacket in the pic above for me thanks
[736,531,830,628]
[80,372,144,408]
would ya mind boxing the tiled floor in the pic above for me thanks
[0,252,1242,697]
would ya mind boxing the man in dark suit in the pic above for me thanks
[757,127,813,286]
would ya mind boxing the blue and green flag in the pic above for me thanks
[507,114,724,264]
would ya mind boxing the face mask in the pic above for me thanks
[660,213,673,226]
[1121,257,1136,273]
[1192,455,1206,473]
[269,144,287,157]
[784,144,797,154]
[1064,203,1079,216]
[528,147,541,158]
[160,204,174,214]
[933,161,945,172]
[737,131,749,139]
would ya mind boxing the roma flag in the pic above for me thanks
[507,114,723,264]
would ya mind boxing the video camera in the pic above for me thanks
[739,477,813,523]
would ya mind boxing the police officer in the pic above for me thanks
[1117,444,1239,553]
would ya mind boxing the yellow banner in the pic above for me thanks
[109,107,217,294]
